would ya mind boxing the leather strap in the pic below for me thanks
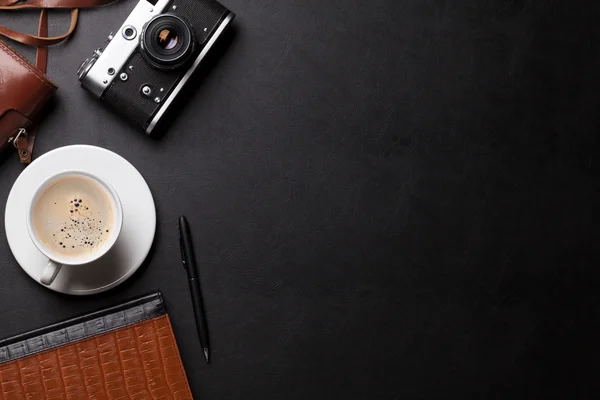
[0,0,114,7]
[35,9,48,71]
[16,10,50,164]
[0,9,78,47]
[0,0,117,47]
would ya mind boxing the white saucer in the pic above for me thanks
[5,145,156,295]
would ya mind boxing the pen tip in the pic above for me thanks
[204,348,210,364]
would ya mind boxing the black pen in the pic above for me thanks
[178,215,211,363]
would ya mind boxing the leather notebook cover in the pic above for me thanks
[0,292,193,399]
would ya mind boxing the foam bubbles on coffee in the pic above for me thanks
[31,175,115,258]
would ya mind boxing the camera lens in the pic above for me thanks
[140,14,196,70]
[157,28,179,50]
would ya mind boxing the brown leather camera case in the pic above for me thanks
[0,39,56,163]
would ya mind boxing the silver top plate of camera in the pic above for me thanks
[81,0,171,97]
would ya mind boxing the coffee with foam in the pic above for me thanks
[31,175,116,259]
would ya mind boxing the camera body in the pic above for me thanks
[78,0,234,136]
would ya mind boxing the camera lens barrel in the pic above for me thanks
[140,13,196,70]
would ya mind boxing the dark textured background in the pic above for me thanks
[1,0,599,398]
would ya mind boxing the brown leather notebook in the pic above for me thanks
[0,292,193,399]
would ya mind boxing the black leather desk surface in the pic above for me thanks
[0,1,598,398]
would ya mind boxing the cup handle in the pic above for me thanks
[40,260,62,285]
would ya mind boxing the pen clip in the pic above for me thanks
[178,226,188,270]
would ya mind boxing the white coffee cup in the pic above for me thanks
[26,170,123,286]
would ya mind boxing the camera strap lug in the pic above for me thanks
[8,128,35,164]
